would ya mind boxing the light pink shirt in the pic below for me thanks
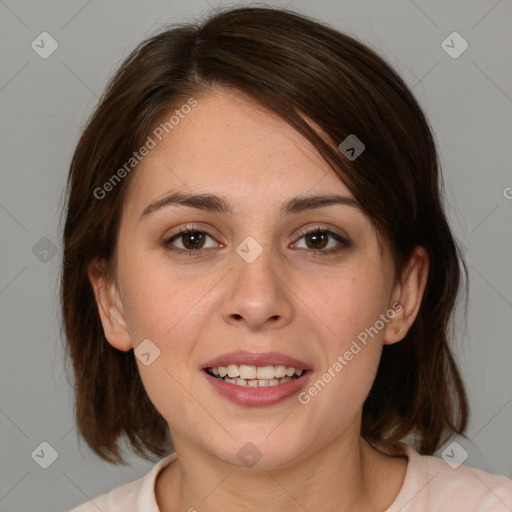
[69,443,512,511]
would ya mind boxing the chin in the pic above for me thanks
[210,433,304,471]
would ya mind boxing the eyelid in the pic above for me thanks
[162,224,223,249]
[293,224,350,246]
[165,223,224,244]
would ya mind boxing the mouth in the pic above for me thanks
[204,364,308,387]
[201,351,312,406]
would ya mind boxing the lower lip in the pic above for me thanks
[202,370,312,407]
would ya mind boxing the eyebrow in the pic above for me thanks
[139,191,361,221]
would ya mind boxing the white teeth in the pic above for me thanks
[239,365,257,380]
[206,365,307,387]
[274,365,287,378]
[256,366,275,380]
[227,364,240,378]
[209,364,304,380]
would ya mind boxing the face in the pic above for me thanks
[91,89,413,469]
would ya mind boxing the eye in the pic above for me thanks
[163,226,220,254]
[292,227,350,255]
[162,225,350,257]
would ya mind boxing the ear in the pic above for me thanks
[384,246,430,345]
[87,257,133,352]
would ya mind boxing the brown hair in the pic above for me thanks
[60,5,469,464]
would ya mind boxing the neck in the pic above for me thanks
[156,429,407,512]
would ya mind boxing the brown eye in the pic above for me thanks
[304,231,329,250]
[180,231,206,250]
[164,229,218,253]
[293,228,350,255]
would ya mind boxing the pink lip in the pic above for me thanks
[201,369,312,407]
[201,350,311,370]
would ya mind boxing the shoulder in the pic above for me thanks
[68,453,177,512]
[387,442,512,512]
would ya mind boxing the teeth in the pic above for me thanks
[213,364,303,380]
[239,365,257,380]
[256,366,275,379]
[274,365,287,378]
[227,364,240,378]
[206,364,306,387]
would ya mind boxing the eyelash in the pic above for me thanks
[162,225,350,257]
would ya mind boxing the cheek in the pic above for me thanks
[314,261,391,350]
[119,254,220,356]
[300,258,391,415]
[119,261,216,421]
[303,345,382,449]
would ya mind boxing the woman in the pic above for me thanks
[63,6,512,511]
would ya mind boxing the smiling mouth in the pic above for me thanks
[204,364,306,387]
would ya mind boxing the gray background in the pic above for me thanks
[0,0,511,510]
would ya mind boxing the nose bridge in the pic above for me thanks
[221,234,293,329]
[234,234,280,301]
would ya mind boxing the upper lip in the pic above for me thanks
[201,350,311,370]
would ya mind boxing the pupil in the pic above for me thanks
[183,232,204,250]
[308,232,327,250]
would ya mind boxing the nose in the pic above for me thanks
[220,243,294,331]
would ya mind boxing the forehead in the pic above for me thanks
[124,89,354,212]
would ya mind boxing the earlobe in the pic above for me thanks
[87,258,133,352]
[384,246,430,345]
